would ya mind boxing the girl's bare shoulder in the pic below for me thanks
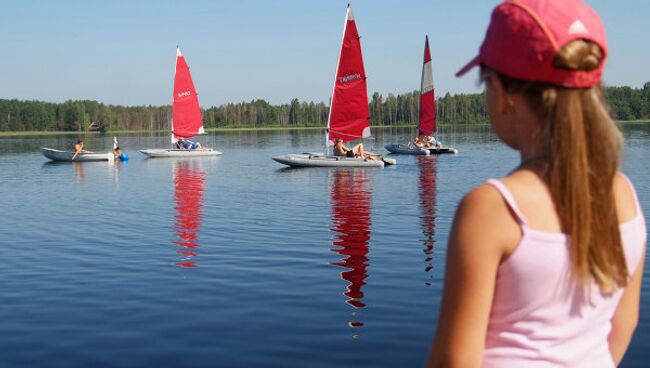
[453,182,522,256]
[500,169,561,233]
[457,182,510,221]
[614,172,640,223]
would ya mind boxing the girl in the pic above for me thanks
[428,1,646,367]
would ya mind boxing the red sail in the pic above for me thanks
[418,36,436,136]
[173,48,204,139]
[328,6,370,144]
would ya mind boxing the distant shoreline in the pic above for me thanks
[0,125,410,137]
[0,120,648,137]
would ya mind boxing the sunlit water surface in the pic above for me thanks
[0,125,648,367]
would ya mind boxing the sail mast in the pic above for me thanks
[171,46,181,144]
[326,4,351,152]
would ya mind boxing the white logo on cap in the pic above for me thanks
[568,20,589,35]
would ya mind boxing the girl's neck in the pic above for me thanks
[512,104,549,169]
[519,154,548,167]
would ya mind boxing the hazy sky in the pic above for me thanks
[1,0,648,107]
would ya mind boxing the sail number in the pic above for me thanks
[177,91,192,98]
[339,73,362,83]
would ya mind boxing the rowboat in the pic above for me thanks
[41,147,114,162]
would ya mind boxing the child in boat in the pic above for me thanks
[71,139,92,160]
[73,139,90,153]
[177,137,202,150]
[113,147,128,161]
[428,1,646,367]
[334,138,380,160]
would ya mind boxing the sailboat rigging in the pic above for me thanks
[141,47,222,158]
[273,4,395,167]
[385,36,457,155]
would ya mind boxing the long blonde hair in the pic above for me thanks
[485,40,628,290]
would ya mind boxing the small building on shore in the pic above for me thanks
[87,122,101,132]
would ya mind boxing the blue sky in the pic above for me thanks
[1,0,648,106]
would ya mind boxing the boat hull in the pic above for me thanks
[140,149,222,158]
[41,147,113,162]
[384,144,458,155]
[272,153,395,168]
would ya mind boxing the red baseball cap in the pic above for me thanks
[456,0,607,87]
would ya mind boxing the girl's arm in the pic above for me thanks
[609,247,645,364]
[609,173,647,364]
[428,184,516,368]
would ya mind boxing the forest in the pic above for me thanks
[0,82,648,132]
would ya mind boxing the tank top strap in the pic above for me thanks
[486,179,529,227]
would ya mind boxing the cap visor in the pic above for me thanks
[455,55,481,77]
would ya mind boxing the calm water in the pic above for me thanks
[0,125,648,368]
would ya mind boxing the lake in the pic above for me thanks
[0,125,648,367]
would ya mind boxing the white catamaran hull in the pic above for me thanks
[273,153,396,168]
[140,149,223,158]
[384,144,458,155]
[41,147,114,162]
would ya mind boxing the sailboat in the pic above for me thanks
[140,47,222,158]
[272,5,395,167]
[384,36,457,155]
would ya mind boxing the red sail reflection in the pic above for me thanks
[417,155,437,284]
[173,161,206,268]
[330,169,372,330]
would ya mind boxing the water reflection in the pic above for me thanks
[417,156,437,285]
[73,162,84,183]
[173,161,206,268]
[329,169,372,333]
[110,158,126,186]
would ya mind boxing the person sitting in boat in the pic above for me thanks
[113,147,128,161]
[414,134,430,149]
[177,137,202,150]
[428,135,443,149]
[72,139,92,160]
[74,139,90,153]
[424,135,435,148]
[334,138,380,160]
[413,135,423,148]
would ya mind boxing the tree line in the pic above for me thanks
[1,82,648,132]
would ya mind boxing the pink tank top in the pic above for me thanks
[482,178,646,368]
